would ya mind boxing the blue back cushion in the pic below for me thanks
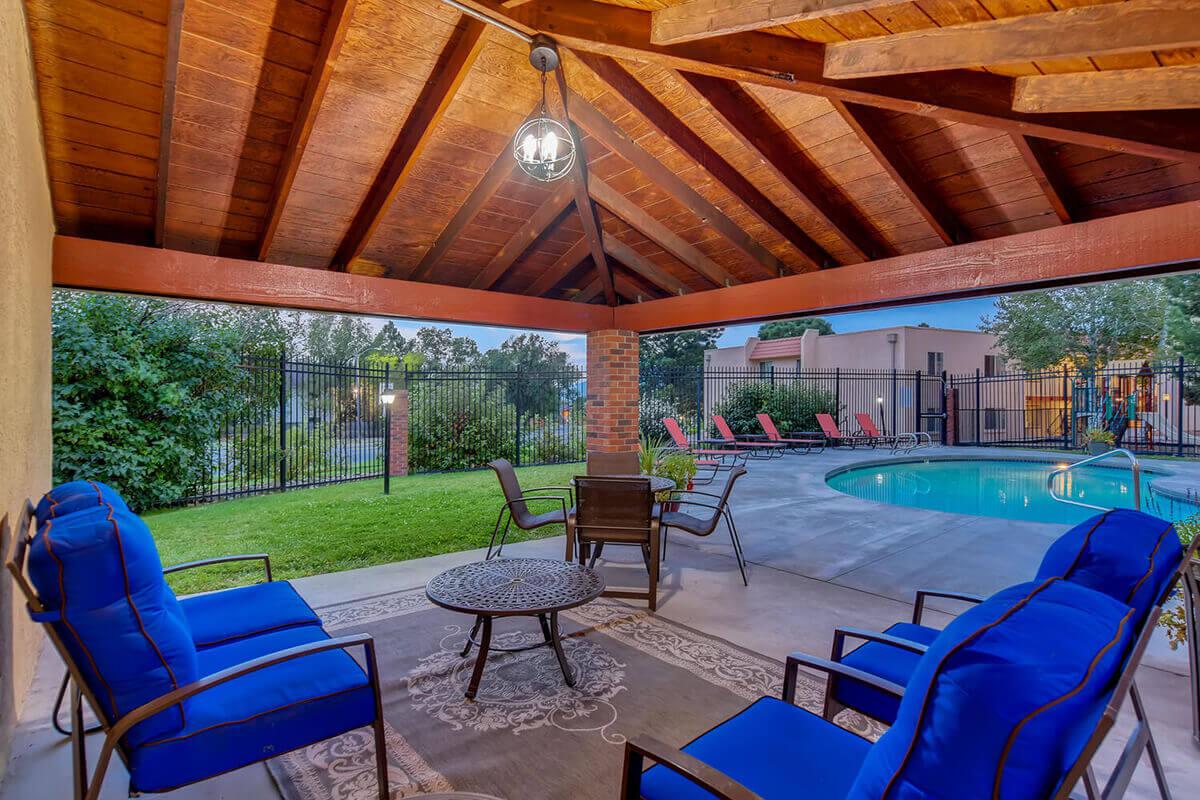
[27,505,197,746]
[848,580,1134,800]
[1036,509,1181,625]
[35,480,129,526]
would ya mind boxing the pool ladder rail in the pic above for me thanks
[1046,448,1141,513]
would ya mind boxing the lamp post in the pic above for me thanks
[876,395,886,436]
[380,384,396,495]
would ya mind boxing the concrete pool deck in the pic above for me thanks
[3,445,1198,799]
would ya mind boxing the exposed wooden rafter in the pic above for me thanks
[577,52,830,270]
[680,71,890,261]
[602,233,691,296]
[1010,136,1076,225]
[154,0,185,247]
[823,1,1200,80]
[831,100,960,246]
[650,0,888,45]
[258,0,358,260]
[1013,65,1200,114]
[575,270,646,304]
[524,236,591,297]
[332,17,488,271]
[470,182,574,289]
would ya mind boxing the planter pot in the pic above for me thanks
[1087,442,1114,455]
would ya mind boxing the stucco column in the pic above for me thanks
[388,389,409,478]
[586,330,640,455]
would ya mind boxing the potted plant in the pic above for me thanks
[638,433,698,508]
[1083,427,1116,455]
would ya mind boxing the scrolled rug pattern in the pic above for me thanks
[269,587,880,800]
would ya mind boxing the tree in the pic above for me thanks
[757,318,833,339]
[480,334,581,417]
[639,329,724,369]
[981,283,1167,371]
[1165,274,1200,401]
[409,326,481,369]
[370,321,412,359]
[302,313,375,364]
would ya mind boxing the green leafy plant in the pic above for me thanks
[638,432,666,475]
[712,380,838,438]
[1084,427,1116,446]
[1159,508,1198,650]
[654,450,698,502]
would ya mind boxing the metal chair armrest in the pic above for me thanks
[832,626,929,660]
[784,652,905,717]
[520,486,575,506]
[621,736,763,800]
[912,589,986,624]
[163,554,272,582]
[667,488,725,501]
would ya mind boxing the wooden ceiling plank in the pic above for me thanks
[1010,135,1076,225]
[470,182,574,289]
[651,0,890,45]
[1013,65,1200,114]
[331,17,488,270]
[565,86,793,277]
[553,66,616,305]
[589,173,734,287]
[824,1,1200,80]
[258,0,358,260]
[525,235,591,296]
[603,233,690,295]
[577,53,829,270]
[831,101,960,246]
[155,0,185,247]
[679,71,890,261]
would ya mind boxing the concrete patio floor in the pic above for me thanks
[4,446,1198,799]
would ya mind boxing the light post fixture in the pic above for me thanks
[876,395,886,436]
[380,384,396,495]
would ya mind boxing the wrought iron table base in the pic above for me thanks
[460,611,574,699]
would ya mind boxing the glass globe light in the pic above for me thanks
[513,116,575,183]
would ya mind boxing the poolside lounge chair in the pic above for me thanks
[854,412,931,454]
[705,414,786,459]
[816,413,876,449]
[622,575,1152,800]
[487,458,573,559]
[755,413,826,454]
[660,466,750,585]
[662,417,748,484]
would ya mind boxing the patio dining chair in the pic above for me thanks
[486,457,574,559]
[816,413,876,449]
[6,485,389,800]
[622,577,1151,800]
[706,415,785,459]
[755,413,826,454]
[660,466,749,585]
[662,417,747,485]
[853,412,931,454]
[569,476,661,611]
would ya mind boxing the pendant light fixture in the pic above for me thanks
[512,35,576,183]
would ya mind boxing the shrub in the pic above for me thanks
[712,380,838,436]
[408,382,518,471]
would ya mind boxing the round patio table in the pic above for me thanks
[575,474,676,494]
[425,558,605,699]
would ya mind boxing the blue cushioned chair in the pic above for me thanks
[622,578,1156,800]
[5,488,388,800]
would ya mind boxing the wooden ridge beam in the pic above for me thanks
[470,183,574,289]
[575,271,646,303]
[525,236,591,296]
[53,237,616,332]
[824,1,1200,80]
[603,233,691,296]
[831,100,960,246]
[332,17,488,271]
[651,0,888,45]
[1010,135,1076,225]
[576,53,828,270]
[480,0,1200,166]
[565,86,795,276]
[155,0,185,247]
[259,0,358,260]
[589,173,736,288]
[1013,65,1200,114]
[681,72,889,261]
[612,202,1200,333]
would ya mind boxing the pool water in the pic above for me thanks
[826,459,1198,526]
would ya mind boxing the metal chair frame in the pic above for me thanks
[486,457,573,559]
[569,476,661,611]
[659,469,750,586]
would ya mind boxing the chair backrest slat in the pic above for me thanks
[855,413,881,437]
[712,415,736,441]
[816,413,841,438]
[575,477,655,534]
[755,414,781,441]
[662,418,690,449]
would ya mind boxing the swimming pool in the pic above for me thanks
[825,458,1198,525]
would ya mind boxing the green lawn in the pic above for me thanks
[146,464,579,594]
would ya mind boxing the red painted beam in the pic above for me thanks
[613,201,1200,332]
[53,237,615,332]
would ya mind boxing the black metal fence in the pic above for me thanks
[949,358,1200,456]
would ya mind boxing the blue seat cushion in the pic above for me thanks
[848,580,1135,800]
[640,697,871,800]
[1036,508,1181,626]
[180,582,321,648]
[35,480,128,525]
[834,622,938,725]
[127,625,375,794]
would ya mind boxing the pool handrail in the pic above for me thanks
[1047,448,1141,513]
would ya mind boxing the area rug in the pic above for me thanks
[268,587,882,800]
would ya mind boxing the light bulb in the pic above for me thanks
[520,133,538,163]
[541,130,558,163]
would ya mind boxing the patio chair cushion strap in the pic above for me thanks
[34,479,129,526]
[180,581,322,648]
[834,623,939,724]
[127,625,375,794]
[847,579,1134,800]
[640,696,870,800]
[27,504,198,747]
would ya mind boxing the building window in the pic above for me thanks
[927,351,944,375]
[759,362,773,378]
[984,408,1003,431]
[795,359,803,372]
[984,355,1005,376]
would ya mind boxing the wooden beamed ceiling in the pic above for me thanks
[25,0,1200,310]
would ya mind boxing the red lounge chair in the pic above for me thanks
[756,413,826,454]
[816,413,876,449]
[854,412,932,454]
[705,415,785,459]
[662,417,747,483]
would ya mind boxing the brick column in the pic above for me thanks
[388,389,409,477]
[944,387,959,445]
[586,329,639,455]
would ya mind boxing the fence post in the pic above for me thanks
[695,366,704,444]
[1062,366,1070,449]
[974,368,981,446]
[278,347,287,492]
[890,368,898,438]
[1178,356,1186,458]
[914,369,922,438]
[834,367,841,419]
[941,370,948,443]
[514,383,523,466]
